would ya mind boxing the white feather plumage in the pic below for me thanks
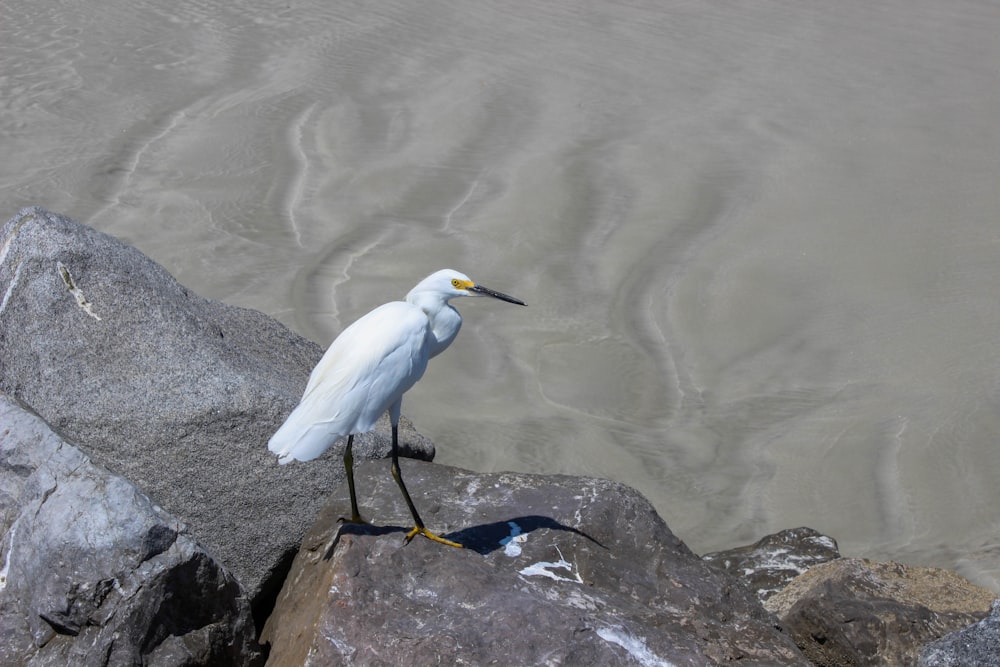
[268,301,431,463]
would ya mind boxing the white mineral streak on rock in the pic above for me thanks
[0,519,16,591]
[596,626,675,667]
[518,546,582,584]
[57,261,102,320]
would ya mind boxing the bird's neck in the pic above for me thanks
[428,306,461,358]
[408,293,462,358]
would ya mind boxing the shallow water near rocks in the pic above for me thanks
[4,1,1000,588]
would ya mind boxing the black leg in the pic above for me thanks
[390,424,425,530]
[340,434,366,524]
[390,424,463,548]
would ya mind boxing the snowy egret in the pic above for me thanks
[269,269,526,548]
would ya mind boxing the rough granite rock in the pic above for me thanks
[919,599,1000,666]
[703,526,841,602]
[0,392,263,666]
[0,207,434,612]
[765,558,996,667]
[261,460,810,666]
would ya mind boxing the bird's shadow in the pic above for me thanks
[450,515,606,555]
[324,514,604,560]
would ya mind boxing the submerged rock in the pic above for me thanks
[261,460,809,666]
[765,557,995,666]
[0,207,434,609]
[0,393,262,666]
[703,526,841,602]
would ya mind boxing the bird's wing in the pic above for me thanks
[268,301,431,463]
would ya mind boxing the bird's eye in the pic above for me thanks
[451,279,463,289]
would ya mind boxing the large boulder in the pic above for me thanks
[765,558,996,666]
[261,459,810,666]
[0,392,262,666]
[919,600,1000,666]
[0,207,434,612]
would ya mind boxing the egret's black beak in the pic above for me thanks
[470,284,527,306]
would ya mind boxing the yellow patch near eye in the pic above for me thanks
[452,278,474,289]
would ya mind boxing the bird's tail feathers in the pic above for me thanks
[268,419,339,464]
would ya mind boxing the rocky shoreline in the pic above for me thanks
[1,208,997,665]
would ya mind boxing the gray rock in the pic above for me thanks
[0,207,434,610]
[703,526,841,602]
[765,558,996,667]
[261,460,809,666]
[0,392,262,666]
[919,599,1000,666]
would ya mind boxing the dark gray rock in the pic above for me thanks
[765,558,996,667]
[0,392,262,666]
[0,207,434,609]
[702,526,841,602]
[919,599,1000,666]
[261,460,810,666]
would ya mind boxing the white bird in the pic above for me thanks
[269,269,526,547]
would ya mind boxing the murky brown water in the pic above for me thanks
[5,0,1000,588]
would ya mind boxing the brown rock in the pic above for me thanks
[262,460,810,666]
[765,558,995,666]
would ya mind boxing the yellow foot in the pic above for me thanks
[404,526,463,548]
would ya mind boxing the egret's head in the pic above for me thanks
[442,270,476,296]
[409,269,526,305]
